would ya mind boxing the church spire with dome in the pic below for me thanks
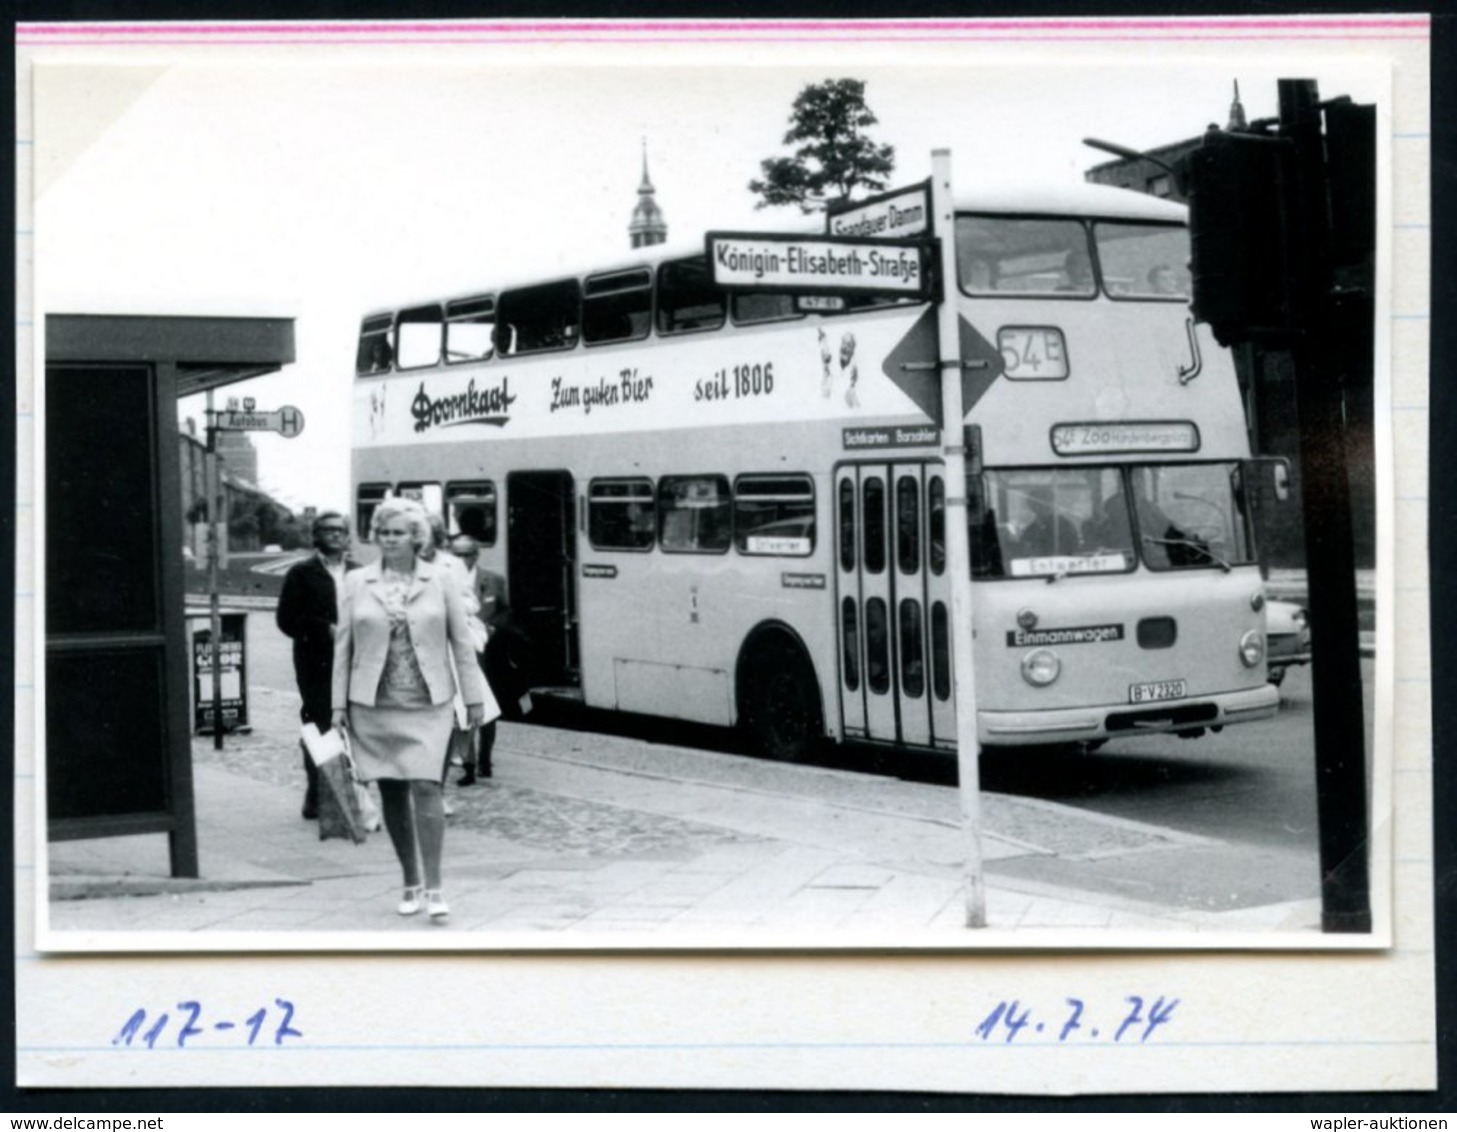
[628,141,667,249]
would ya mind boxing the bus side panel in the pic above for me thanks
[613,658,733,723]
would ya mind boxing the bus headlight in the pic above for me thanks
[1239,629,1264,668]
[1021,648,1061,687]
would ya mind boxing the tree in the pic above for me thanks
[749,79,896,213]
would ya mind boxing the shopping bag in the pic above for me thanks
[355,780,383,833]
[445,725,476,775]
[300,721,345,766]
[303,724,368,845]
[479,675,502,727]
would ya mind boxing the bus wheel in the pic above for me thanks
[742,641,822,762]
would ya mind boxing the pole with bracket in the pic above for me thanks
[205,390,225,749]
[1278,78,1371,932]
[930,149,987,928]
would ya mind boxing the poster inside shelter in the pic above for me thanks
[13,15,1436,1097]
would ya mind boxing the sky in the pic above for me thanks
[32,36,1387,512]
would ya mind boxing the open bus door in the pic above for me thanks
[506,470,578,688]
[835,461,956,750]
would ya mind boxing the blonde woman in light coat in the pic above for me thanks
[332,497,486,921]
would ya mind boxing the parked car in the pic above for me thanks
[1265,599,1311,686]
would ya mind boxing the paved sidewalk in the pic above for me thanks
[44,698,1321,941]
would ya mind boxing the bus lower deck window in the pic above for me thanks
[735,474,814,556]
[590,478,655,550]
[447,481,497,545]
[356,484,391,536]
[659,475,731,553]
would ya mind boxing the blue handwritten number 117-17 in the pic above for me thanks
[113,1000,302,1048]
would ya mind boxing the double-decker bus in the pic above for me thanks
[349,181,1280,761]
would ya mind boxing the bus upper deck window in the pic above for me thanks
[732,292,804,325]
[657,257,726,334]
[1094,221,1191,300]
[356,315,394,376]
[496,279,581,355]
[396,304,444,369]
[955,215,1096,297]
[445,296,496,364]
[584,269,653,345]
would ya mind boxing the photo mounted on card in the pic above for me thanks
[30,38,1400,956]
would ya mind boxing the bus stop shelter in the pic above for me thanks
[44,314,295,878]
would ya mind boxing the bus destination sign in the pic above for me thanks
[826,181,931,239]
[1050,420,1199,456]
[706,231,933,299]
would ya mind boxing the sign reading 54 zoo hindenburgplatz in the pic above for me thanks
[706,231,933,299]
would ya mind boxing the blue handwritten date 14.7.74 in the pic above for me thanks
[113,1000,302,1049]
[975,996,1177,1044]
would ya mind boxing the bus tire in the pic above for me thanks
[740,638,823,763]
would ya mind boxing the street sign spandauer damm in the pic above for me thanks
[215,404,306,437]
[825,180,932,240]
[705,231,934,300]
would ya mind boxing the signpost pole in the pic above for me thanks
[205,391,225,749]
[930,149,987,928]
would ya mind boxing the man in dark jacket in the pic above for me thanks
[276,511,358,818]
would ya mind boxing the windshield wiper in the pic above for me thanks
[1142,534,1232,572]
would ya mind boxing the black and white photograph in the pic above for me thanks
[14,14,1437,1096]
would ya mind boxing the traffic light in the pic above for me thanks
[1323,98,1375,278]
[1183,127,1301,348]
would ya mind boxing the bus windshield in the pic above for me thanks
[1093,221,1190,300]
[955,214,1190,300]
[970,463,1255,579]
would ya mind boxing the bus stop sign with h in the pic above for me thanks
[201,398,306,746]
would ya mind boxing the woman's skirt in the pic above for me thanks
[348,700,455,783]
